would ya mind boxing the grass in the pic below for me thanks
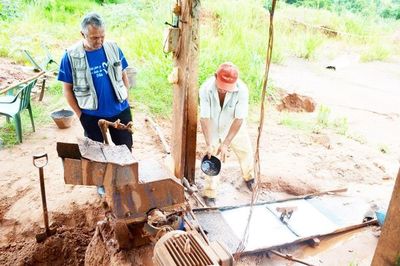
[1,0,400,145]
[0,0,398,116]
[378,144,389,154]
[279,104,350,138]
[0,79,65,146]
[332,117,349,135]
[346,132,366,144]
[316,105,331,127]
[280,112,315,132]
[0,101,52,146]
[360,41,391,62]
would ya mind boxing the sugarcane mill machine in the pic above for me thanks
[56,119,233,266]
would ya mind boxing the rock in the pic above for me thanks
[311,133,331,149]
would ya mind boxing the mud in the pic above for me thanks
[0,203,102,266]
[0,227,91,265]
[0,56,399,265]
[84,219,154,266]
[277,92,316,112]
[260,175,319,196]
[0,189,30,222]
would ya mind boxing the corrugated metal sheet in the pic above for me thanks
[195,195,371,254]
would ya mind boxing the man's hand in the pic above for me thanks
[217,143,228,162]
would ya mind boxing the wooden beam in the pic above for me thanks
[171,0,200,183]
[372,168,400,266]
[0,71,45,95]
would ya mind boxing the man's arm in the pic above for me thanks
[63,82,82,118]
[118,47,130,96]
[200,118,214,158]
[217,118,243,162]
[122,70,130,91]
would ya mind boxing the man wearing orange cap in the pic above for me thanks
[199,62,254,205]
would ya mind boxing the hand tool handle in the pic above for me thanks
[39,167,50,231]
[33,153,48,168]
[33,153,50,231]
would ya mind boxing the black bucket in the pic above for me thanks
[201,155,221,176]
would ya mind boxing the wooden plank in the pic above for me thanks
[0,71,45,95]
[63,158,82,185]
[171,0,200,183]
[372,168,400,266]
[56,142,81,160]
[81,159,106,186]
[145,116,170,154]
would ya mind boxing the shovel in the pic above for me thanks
[33,153,56,243]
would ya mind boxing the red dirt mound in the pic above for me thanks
[277,93,316,112]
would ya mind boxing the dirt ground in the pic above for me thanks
[0,58,34,90]
[0,56,399,265]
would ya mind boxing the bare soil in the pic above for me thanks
[0,56,399,265]
[0,58,33,91]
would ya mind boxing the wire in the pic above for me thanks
[234,0,278,258]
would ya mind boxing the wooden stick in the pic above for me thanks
[182,177,206,207]
[270,250,316,266]
[304,187,348,199]
[38,77,46,101]
[145,116,171,154]
[98,119,134,145]
[326,219,378,236]
[1,71,45,95]
[188,209,210,245]
[193,187,348,212]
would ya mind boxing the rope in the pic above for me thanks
[234,0,277,258]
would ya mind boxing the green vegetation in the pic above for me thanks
[280,112,315,132]
[347,132,366,144]
[378,143,389,154]
[279,105,350,137]
[0,99,52,146]
[0,81,64,147]
[282,0,400,20]
[1,0,399,112]
[317,105,331,127]
[1,0,399,145]
[360,41,391,62]
[332,117,349,135]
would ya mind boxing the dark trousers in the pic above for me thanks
[79,107,133,150]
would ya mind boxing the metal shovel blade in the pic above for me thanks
[35,228,57,243]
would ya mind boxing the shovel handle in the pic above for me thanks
[34,153,50,232]
[33,153,48,168]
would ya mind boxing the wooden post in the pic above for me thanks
[171,0,200,183]
[39,76,46,101]
[371,168,400,266]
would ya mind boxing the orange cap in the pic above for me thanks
[215,62,238,92]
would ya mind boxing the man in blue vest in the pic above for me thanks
[58,12,132,150]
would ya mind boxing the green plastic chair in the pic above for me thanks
[0,79,37,143]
